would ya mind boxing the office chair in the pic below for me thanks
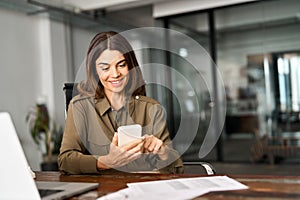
[183,162,216,175]
[62,83,216,175]
[63,82,78,115]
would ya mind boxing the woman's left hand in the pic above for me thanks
[143,135,169,160]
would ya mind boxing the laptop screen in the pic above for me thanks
[0,112,41,199]
[0,112,99,200]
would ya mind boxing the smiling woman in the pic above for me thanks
[58,31,184,174]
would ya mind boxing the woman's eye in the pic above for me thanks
[99,66,109,71]
[118,63,127,68]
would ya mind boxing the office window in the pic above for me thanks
[216,0,300,162]
[159,0,300,163]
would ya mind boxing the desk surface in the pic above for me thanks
[35,171,300,199]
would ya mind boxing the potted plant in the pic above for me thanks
[26,101,63,171]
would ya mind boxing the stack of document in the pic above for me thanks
[97,176,248,200]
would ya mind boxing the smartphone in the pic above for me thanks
[117,124,142,146]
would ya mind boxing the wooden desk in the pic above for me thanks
[35,171,300,199]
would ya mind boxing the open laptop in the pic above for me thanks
[0,112,98,200]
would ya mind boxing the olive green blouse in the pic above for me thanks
[58,94,184,174]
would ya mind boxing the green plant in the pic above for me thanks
[26,103,63,163]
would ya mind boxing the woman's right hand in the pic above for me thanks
[97,133,144,170]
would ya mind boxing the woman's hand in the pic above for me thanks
[143,135,169,160]
[97,133,144,170]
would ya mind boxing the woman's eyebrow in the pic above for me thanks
[97,59,126,66]
[116,59,126,65]
[98,62,109,66]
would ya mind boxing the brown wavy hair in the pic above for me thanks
[78,31,146,100]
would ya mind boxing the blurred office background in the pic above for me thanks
[1,0,300,173]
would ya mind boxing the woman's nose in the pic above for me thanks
[110,67,120,77]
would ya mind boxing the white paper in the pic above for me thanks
[97,176,248,200]
[96,187,206,200]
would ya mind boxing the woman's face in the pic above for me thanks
[95,49,129,97]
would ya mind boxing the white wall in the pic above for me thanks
[71,28,96,78]
[50,21,72,125]
[0,8,70,170]
[0,8,44,169]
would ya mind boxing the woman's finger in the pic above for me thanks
[112,132,118,146]
[122,138,144,150]
[143,135,152,149]
[153,141,162,154]
[127,142,144,155]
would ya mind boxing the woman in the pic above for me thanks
[58,31,183,174]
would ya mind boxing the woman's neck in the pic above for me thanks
[105,91,126,111]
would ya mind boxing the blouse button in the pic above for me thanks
[135,95,139,100]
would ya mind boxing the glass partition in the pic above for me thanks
[163,0,300,163]
[168,13,220,161]
[216,0,300,162]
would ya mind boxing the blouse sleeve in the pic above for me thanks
[57,102,100,174]
[151,104,184,174]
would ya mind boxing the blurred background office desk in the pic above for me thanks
[35,171,300,199]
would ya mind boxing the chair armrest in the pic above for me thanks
[183,162,216,175]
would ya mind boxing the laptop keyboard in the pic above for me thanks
[38,189,64,197]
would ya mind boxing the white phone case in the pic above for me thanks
[117,124,142,146]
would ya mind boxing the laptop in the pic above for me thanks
[0,112,98,200]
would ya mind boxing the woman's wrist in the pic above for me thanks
[97,156,110,170]
[158,145,169,160]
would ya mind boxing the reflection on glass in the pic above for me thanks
[169,13,215,161]
[278,57,290,112]
[290,56,300,112]
[277,54,300,112]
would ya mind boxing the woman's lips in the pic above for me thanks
[109,78,124,87]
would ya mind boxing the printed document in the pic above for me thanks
[97,175,248,200]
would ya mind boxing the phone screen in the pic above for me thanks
[117,124,142,146]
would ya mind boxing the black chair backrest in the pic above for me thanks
[63,83,79,112]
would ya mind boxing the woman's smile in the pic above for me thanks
[108,77,125,87]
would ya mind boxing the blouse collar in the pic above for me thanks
[95,95,135,116]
